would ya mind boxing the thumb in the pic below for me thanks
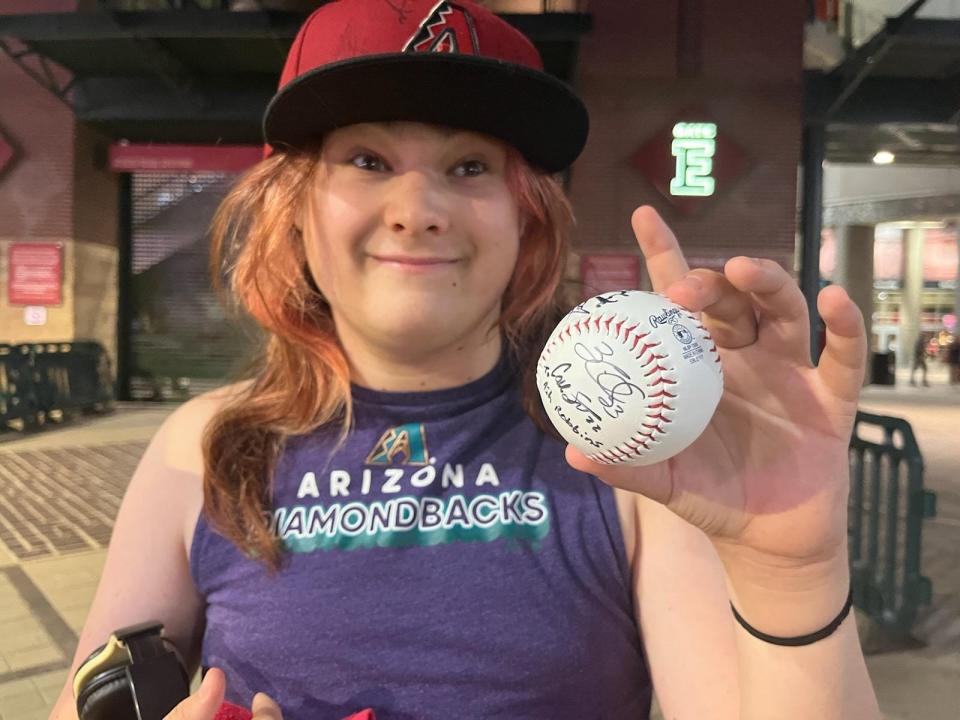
[565,444,674,505]
[164,667,226,720]
[251,692,283,719]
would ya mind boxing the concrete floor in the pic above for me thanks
[0,367,958,719]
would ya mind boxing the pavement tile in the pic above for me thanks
[867,649,960,720]
[22,552,106,624]
[0,442,144,562]
[0,676,48,720]
[0,628,54,655]
[4,646,63,673]
[31,669,69,707]
[0,686,48,720]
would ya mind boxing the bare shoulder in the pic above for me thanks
[156,380,253,475]
[152,380,254,553]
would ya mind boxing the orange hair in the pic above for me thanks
[204,145,573,571]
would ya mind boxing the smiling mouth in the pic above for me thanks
[369,255,459,266]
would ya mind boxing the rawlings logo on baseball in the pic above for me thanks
[537,291,723,466]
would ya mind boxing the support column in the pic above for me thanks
[955,228,960,332]
[899,227,925,369]
[800,123,826,362]
[834,224,875,383]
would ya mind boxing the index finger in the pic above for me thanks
[631,206,689,292]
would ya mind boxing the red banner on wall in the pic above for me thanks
[580,254,642,301]
[8,242,63,306]
[109,144,262,173]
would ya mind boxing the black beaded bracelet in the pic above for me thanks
[730,587,854,647]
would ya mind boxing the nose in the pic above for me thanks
[383,171,450,237]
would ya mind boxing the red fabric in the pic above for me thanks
[277,0,542,92]
[213,702,377,720]
[213,702,252,720]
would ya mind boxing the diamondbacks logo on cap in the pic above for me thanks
[366,423,430,465]
[403,1,480,55]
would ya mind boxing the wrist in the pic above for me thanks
[714,542,851,638]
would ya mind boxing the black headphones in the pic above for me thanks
[73,622,190,720]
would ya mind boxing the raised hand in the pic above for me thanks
[567,206,867,573]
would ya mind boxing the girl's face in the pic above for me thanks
[301,122,522,361]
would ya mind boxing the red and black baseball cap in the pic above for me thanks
[263,0,589,173]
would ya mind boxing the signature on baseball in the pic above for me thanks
[569,290,632,315]
[547,341,645,423]
[548,364,602,428]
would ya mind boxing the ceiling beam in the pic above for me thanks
[807,72,960,125]
[824,0,930,121]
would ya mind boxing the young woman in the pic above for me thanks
[50,1,880,718]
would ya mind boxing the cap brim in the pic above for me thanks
[263,53,588,173]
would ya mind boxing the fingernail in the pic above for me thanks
[684,275,703,289]
[750,257,763,265]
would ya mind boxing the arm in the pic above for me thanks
[715,538,876,719]
[629,492,739,719]
[569,206,880,719]
[47,387,241,719]
[635,491,878,720]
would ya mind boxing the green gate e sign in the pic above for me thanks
[670,122,717,197]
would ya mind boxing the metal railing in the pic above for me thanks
[0,342,114,432]
[849,411,936,639]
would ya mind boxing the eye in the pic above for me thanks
[451,159,488,178]
[349,152,389,172]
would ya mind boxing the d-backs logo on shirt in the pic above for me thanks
[403,1,480,55]
[271,420,550,553]
[365,423,429,465]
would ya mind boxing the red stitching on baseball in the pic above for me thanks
[644,364,669,377]
[629,332,650,352]
[649,389,677,398]
[649,376,677,387]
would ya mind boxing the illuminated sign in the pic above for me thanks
[630,111,749,216]
[670,122,717,197]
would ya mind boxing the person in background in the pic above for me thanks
[910,333,930,387]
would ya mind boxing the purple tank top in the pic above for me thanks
[190,356,652,719]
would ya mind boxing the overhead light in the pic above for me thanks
[873,150,895,165]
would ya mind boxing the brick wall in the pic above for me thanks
[0,0,116,361]
[569,0,805,287]
[0,0,79,344]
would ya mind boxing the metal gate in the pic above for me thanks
[849,411,937,639]
[128,171,258,400]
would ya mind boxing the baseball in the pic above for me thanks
[537,290,724,466]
